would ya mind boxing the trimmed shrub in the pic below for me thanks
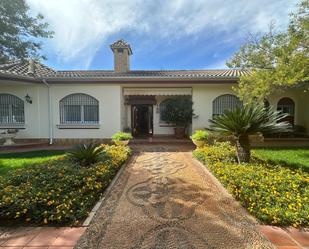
[193,141,236,163]
[111,132,133,141]
[0,145,131,225]
[190,130,209,141]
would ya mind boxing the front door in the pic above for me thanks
[132,105,153,137]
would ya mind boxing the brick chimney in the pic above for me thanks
[110,39,132,72]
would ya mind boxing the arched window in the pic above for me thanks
[277,97,295,124]
[0,94,24,124]
[212,94,242,116]
[159,98,172,122]
[60,93,99,124]
[277,97,294,116]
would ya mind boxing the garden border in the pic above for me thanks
[82,152,134,226]
[191,155,260,223]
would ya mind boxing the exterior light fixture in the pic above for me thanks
[25,94,32,104]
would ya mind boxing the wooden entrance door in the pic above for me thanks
[132,105,153,137]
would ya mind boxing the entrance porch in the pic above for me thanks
[122,88,192,137]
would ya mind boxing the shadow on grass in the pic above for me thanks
[252,146,309,172]
[0,150,65,159]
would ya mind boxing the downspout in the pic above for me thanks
[42,79,53,145]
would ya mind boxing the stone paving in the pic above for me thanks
[0,226,86,248]
[75,145,274,249]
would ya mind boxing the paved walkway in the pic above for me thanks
[1,145,308,248]
[0,227,86,248]
[75,145,274,249]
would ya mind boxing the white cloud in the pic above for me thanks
[26,0,298,68]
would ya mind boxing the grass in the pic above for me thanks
[252,147,309,171]
[0,150,65,176]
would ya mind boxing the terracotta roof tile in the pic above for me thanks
[0,59,56,78]
[0,60,250,81]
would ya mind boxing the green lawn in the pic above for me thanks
[253,147,309,171]
[0,150,65,176]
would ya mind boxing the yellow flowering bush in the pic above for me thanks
[193,141,236,163]
[193,142,309,227]
[0,145,130,225]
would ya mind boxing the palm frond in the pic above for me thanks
[209,104,292,137]
[67,143,105,167]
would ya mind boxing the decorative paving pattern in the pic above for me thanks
[132,224,214,249]
[75,145,274,249]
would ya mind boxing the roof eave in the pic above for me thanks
[0,73,42,83]
[44,76,239,83]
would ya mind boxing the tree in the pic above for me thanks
[209,105,291,163]
[227,0,309,102]
[0,0,53,63]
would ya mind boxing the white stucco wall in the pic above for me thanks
[192,84,237,131]
[0,83,122,139]
[267,89,309,129]
[192,84,309,134]
[0,83,49,139]
[1,81,308,139]
[51,84,122,139]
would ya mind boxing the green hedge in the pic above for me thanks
[0,145,130,225]
[193,143,309,227]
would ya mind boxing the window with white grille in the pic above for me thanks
[212,94,242,117]
[277,97,294,116]
[0,94,25,125]
[159,98,172,122]
[59,94,99,124]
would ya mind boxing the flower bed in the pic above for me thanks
[193,142,309,227]
[0,145,131,225]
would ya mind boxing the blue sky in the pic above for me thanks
[27,0,299,71]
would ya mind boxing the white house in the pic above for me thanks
[0,39,308,144]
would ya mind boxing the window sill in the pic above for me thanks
[57,124,100,129]
[159,123,175,127]
[0,124,25,129]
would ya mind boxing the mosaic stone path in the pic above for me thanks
[75,145,274,249]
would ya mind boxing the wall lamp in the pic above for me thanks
[25,94,32,104]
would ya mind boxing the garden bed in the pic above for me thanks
[193,142,309,227]
[0,145,131,225]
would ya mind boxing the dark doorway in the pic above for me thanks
[132,105,153,137]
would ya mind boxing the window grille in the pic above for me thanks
[0,94,25,124]
[59,94,99,124]
[277,97,294,116]
[159,98,171,122]
[212,94,242,117]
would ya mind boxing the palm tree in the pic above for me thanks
[209,104,291,163]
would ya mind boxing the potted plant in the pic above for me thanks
[1,129,19,146]
[160,98,194,138]
[112,132,133,146]
[190,130,209,147]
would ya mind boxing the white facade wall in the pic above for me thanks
[1,82,308,139]
[192,84,309,133]
[266,89,309,128]
[192,84,237,131]
[51,84,122,139]
[0,83,49,139]
[0,83,122,139]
